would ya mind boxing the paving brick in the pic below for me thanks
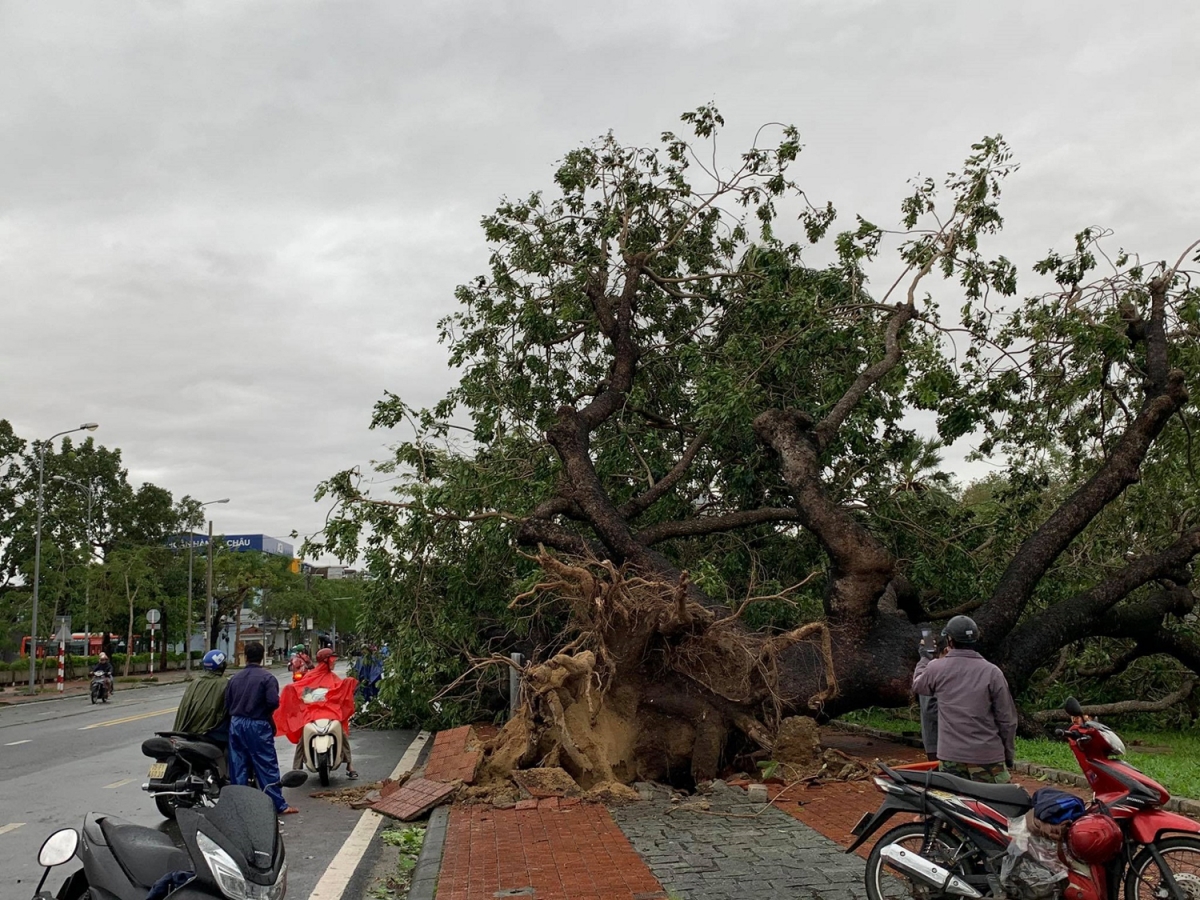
[373,776,457,821]
[435,803,663,900]
[426,725,482,785]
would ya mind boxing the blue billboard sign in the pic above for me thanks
[168,533,294,558]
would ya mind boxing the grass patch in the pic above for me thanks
[1019,731,1200,800]
[839,708,1200,800]
[367,825,425,898]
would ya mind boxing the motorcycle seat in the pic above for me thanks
[894,768,1032,816]
[176,740,225,765]
[99,816,193,887]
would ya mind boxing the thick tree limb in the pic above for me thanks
[979,346,1189,645]
[1034,679,1196,722]
[1000,529,1200,684]
[754,408,896,623]
[636,506,800,545]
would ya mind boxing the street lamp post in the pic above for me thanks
[28,423,99,695]
[52,475,95,650]
[187,499,229,671]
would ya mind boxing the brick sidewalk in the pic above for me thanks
[435,802,666,900]
[424,726,1098,900]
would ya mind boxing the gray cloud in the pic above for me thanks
[3,0,1197,555]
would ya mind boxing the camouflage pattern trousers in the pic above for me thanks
[939,760,1012,783]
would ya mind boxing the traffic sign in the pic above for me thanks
[146,608,161,625]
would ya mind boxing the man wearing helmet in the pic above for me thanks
[95,651,115,696]
[173,650,231,745]
[913,615,1018,783]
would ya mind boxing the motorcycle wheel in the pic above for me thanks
[1125,836,1200,900]
[154,764,200,820]
[318,752,330,787]
[865,821,974,900]
[90,689,97,705]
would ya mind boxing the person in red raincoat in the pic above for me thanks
[275,647,360,778]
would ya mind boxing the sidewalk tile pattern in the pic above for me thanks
[612,784,877,900]
[374,776,457,821]
[426,725,480,784]
[436,802,664,900]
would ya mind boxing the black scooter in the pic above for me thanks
[141,731,230,819]
[27,771,307,900]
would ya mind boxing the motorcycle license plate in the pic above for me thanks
[148,762,168,779]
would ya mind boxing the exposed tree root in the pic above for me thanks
[477,551,839,788]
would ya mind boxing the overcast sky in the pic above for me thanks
[3,0,1197,562]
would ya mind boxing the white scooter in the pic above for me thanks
[298,686,346,787]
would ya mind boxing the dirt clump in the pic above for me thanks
[773,716,821,775]
[513,767,582,798]
[585,781,642,803]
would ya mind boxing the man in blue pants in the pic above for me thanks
[225,641,298,815]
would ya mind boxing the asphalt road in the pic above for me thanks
[0,668,418,899]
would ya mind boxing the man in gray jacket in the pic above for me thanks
[913,615,1018,783]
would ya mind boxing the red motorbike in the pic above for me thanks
[848,697,1200,900]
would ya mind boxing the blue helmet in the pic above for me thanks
[202,650,227,673]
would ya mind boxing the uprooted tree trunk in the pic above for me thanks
[491,258,1200,785]
[477,553,837,788]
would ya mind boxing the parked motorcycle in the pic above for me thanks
[26,771,306,900]
[141,731,229,820]
[849,697,1200,900]
[297,686,347,787]
[89,671,110,704]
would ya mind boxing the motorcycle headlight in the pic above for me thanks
[197,832,286,900]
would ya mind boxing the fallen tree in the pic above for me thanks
[316,108,1200,782]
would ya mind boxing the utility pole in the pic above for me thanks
[188,498,228,670]
[205,519,214,652]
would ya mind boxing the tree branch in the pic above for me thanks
[813,301,917,452]
[636,506,801,545]
[1000,529,1200,685]
[979,366,1190,645]
[620,430,710,520]
[753,408,896,623]
[1033,678,1195,722]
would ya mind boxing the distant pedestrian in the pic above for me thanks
[225,641,298,814]
[913,615,1017,783]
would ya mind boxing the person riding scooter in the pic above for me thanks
[275,647,360,779]
[94,652,115,696]
[288,645,312,682]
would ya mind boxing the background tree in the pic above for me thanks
[0,420,188,655]
[313,109,1200,783]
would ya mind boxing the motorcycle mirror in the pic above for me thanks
[37,829,79,868]
[280,770,308,789]
[1064,697,1084,717]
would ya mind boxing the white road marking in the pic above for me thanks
[4,740,32,746]
[0,823,26,836]
[307,730,430,900]
[104,778,135,789]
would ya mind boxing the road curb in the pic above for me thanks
[408,804,449,900]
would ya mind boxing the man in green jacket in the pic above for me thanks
[174,650,231,744]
